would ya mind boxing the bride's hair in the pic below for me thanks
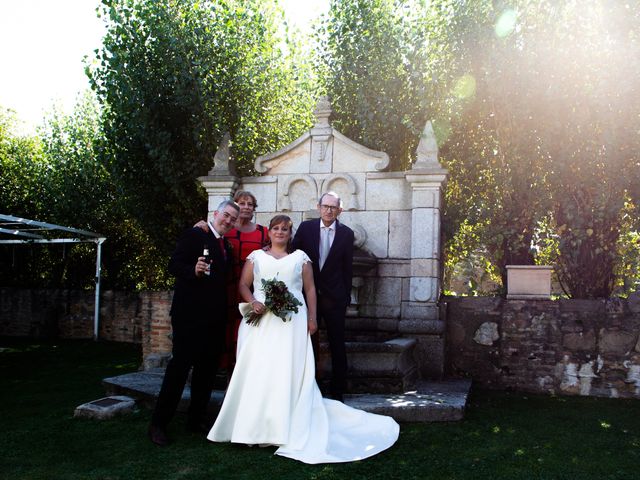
[267,215,294,252]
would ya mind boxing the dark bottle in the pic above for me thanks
[203,246,211,276]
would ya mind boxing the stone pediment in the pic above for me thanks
[254,97,389,175]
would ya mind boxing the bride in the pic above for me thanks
[208,214,399,464]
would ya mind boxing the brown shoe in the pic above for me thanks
[148,424,169,446]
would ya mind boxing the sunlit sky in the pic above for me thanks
[0,0,328,134]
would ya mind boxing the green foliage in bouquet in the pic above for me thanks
[244,277,303,326]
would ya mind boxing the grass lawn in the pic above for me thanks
[1,337,638,480]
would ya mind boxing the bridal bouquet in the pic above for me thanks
[243,277,303,326]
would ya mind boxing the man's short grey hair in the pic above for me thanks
[216,199,240,213]
[318,191,342,208]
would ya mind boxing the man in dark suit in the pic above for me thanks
[292,191,354,402]
[148,200,239,446]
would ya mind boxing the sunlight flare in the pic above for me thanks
[495,8,517,37]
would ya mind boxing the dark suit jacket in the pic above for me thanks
[168,227,232,341]
[292,219,354,308]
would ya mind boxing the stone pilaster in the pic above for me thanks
[403,121,448,377]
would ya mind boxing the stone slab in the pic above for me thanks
[103,370,225,415]
[74,395,137,420]
[102,372,470,423]
[347,379,471,422]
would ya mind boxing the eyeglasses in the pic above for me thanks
[320,205,339,212]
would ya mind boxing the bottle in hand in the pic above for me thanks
[203,246,211,276]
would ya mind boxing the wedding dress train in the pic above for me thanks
[208,249,399,463]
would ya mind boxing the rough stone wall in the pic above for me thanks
[0,288,172,352]
[5,287,639,399]
[446,294,640,398]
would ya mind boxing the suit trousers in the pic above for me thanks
[316,294,348,397]
[151,321,220,428]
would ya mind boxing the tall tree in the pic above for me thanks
[90,0,316,254]
[317,0,438,170]
[319,0,640,297]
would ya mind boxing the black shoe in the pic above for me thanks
[148,424,169,446]
[186,420,211,434]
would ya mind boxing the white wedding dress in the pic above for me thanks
[208,249,399,464]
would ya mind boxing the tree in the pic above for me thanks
[317,0,440,170]
[0,108,47,218]
[442,0,640,297]
[90,0,316,256]
[319,0,640,297]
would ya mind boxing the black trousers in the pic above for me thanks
[315,294,348,397]
[151,322,221,428]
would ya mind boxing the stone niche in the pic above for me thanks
[198,97,448,378]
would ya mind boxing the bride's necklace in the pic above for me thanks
[266,247,288,259]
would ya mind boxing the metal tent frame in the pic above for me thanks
[0,214,107,340]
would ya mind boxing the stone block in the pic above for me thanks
[447,321,466,347]
[409,277,438,303]
[365,174,411,211]
[259,138,311,174]
[369,277,402,306]
[559,299,605,314]
[377,259,410,277]
[143,352,171,371]
[628,291,640,314]
[450,296,503,312]
[506,265,553,299]
[310,135,333,174]
[277,174,320,211]
[411,208,439,258]
[321,173,366,211]
[398,319,445,335]
[359,304,401,319]
[411,258,439,277]
[402,278,411,301]
[74,396,136,420]
[401,302,439,320]
[473,322,500,346]
[605,297,626,314]
[414,334,445,378]
[563,331,596,351]
[239,176,278,212]
[599,329,637,355]
[388,210,412,258]
[339,211,389,258]
[410,188,442,210]
[332,135,389,173]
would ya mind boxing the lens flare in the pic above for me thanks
[495,9,517,37]
[453,74,476,99]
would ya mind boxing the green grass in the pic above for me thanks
[1,337,639,480]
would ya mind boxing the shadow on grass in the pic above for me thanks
[1,337,639,480]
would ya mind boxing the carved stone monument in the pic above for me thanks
[198,97,448,379]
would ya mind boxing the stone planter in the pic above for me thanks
[506,265,553,299]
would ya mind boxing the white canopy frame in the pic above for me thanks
[0,214,107,340]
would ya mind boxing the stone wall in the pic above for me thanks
[5,286,639,399]
[0,288,173,359]
[445,294,640,399]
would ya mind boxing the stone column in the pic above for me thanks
[197,133,239,219]
[403,121,448,377]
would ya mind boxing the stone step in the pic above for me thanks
[318,338,418,394]
[102,370,471,423]
[317,318,401,343]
